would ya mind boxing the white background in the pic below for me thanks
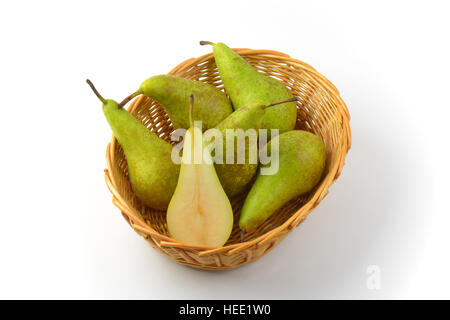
[0,0,449,299]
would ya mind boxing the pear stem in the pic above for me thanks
[86,79,105,103]
[189,94,194,128]
[262,97,297,109]
[199,40,215,46]
[240,229,245,243]
[118,90,142,109]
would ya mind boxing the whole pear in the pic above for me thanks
[239,130,326,232]
[167,95,233,246]
[209,98,297,197]
[200,41,297,135]
[87,80,179,210]
[121,75,233,130]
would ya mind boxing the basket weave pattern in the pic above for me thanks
[104,49,351,270]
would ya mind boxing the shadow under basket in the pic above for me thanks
[104,48,351,270]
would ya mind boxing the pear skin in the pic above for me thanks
[239,130,326,232]
[209,98,297,197]
[211,106,264,197]
[134,75,233,130]
[88,80,179,210]
[202,41,297,135]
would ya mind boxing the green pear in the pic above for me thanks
[210,97,297,197]
[167,95,233,246]
[200,41,297,135]
[120,75,233,130]
[239,130,326,232]
[87,80,179,210]
[211,107,264,197]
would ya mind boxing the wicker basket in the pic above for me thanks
[104,48,351,270]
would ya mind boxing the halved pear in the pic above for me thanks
[167,96,233,247]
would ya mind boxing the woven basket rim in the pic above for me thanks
[104,48,351,256]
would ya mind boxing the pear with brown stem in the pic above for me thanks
[167,95,233,246]
[200,41,298,136]
[120,75,233,131]
[87,79,179,210]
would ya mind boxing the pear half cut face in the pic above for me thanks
[167,126,233,247]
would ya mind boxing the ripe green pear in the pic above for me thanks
[121,75,233,130]
[201,41,297,135]
[167,96,233,246]
[239,130,326,232]
[211,107,264,197]
[209,98,297,197]
[87,80,179,210]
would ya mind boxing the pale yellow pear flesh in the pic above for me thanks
[167,126,233,247]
